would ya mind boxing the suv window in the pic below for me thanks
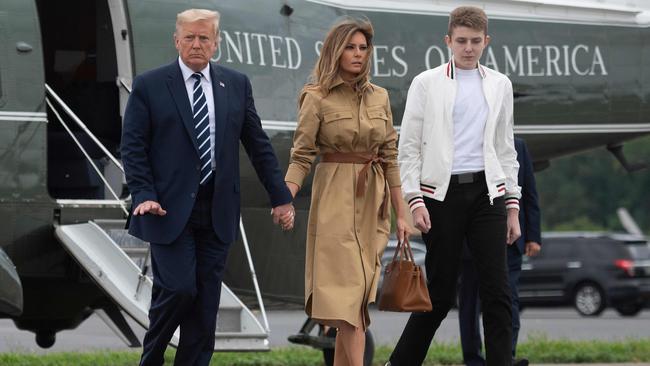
[580,239,629,260]
[537,238,577,259]
[626,243,650,259]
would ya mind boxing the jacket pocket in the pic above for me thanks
[366,108,388,121]
[366,107,388,141]
[321,111,353,145]
[323,110,353,124]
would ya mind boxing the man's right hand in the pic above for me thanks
[412,206,431,233]
[133,200,167,216]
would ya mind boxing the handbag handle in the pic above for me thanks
[390,237,415,263]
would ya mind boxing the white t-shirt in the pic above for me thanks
[451,68,487,174]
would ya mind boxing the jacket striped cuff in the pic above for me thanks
[505,196,520,210]
[408,196,425,213]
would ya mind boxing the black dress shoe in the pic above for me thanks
[513,358,529,366]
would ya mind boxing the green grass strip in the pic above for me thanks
[2,337,649,365]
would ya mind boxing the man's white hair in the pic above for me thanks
[175,9,221,42]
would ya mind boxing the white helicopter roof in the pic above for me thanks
[306,0,650,26]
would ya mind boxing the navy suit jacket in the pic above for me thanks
[121,61,292,244]
[512,138,542,255]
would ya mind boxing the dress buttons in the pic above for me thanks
[196,165,200,171]
[191,192,196,198]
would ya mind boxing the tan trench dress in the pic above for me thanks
[285,78,401,329]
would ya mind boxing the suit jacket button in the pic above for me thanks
[191,192,196,198]
[196,165,200,171]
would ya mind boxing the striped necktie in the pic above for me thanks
[191,72,212,185]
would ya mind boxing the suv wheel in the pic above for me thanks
[615,303,643,317]
[574,282,605,316]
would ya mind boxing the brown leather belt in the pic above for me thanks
[321,151,390,218]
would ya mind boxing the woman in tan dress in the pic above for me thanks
[284,18,409,365]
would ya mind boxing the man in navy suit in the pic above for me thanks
[121,9,294,366]
[458,137,541,366]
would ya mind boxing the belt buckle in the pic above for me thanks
[458,173,474,184]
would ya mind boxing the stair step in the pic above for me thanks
[216,307,241,332]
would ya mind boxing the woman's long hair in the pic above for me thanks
[306,17,374,96]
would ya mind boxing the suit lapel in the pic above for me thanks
[166,61,199,155]
[211,64,228,162]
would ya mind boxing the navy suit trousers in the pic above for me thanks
[140,181,230,366]
[459,246,523,366]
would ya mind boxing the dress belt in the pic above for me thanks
[321,151,390,219]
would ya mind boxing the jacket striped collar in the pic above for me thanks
[445,58,487,80]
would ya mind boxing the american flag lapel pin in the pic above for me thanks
[219,81,225,88]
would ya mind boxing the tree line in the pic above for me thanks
[534,135,650,235]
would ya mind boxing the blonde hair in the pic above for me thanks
[307,17,374,96]
[175,9,221,43]
[448,6,488,36]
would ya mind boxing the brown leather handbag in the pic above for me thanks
[378,237,432,312]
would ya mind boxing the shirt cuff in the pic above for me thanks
[284,164,306,189]
[385,167,402,188]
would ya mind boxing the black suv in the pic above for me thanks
[519,232,650,317]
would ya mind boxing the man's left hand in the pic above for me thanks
[272,203,295,231]
[525,241,541,257]
[506,208,521,245]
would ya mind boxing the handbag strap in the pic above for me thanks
[390,237,415,263]
[402,237,415,262]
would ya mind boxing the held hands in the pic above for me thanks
[412,207,431,234]
[506,208,521,245]
[272,203,295,231]
[133,200,167,216]
[269,181,300,232]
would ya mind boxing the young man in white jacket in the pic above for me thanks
[387,6,521,366]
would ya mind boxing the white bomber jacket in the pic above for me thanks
[399,60,522,212]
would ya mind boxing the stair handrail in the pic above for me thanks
[44,96,128,216]
[45,84,124,174]
[119,77,132,94]
[239,217,271,333]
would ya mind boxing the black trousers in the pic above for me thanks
[140,179,230,366]
[389,178,512,366]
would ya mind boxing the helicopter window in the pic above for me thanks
[0,19,5,104]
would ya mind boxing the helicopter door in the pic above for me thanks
[37,0,124,200]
